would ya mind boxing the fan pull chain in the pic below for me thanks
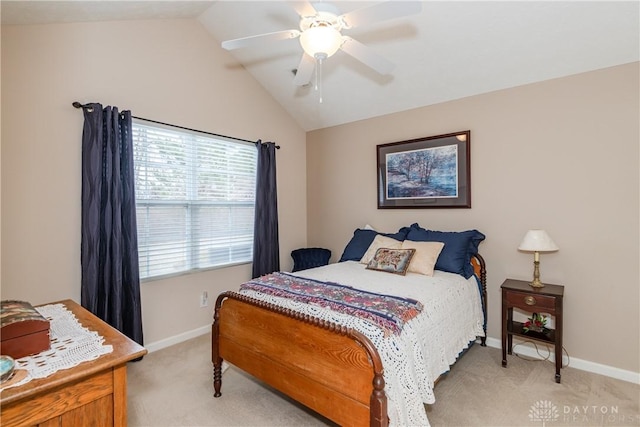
[315,55,324,104]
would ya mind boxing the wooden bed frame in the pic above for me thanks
[212,254,486,427]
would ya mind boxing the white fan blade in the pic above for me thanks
[288,1,317,18]
[293,54,315,86]
[340,1,422,29]
[340,36,395,75]
[221,30,301,50]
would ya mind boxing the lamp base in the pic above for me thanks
[530,259,545,288]
[529,279,545,288]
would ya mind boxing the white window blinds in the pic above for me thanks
[132,119,257,280]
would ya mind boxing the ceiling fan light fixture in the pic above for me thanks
[299,25,342,59]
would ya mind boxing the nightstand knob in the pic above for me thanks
[524,296,537,306]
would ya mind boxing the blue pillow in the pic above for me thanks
[339,228,408,262]
[406,227,485,278]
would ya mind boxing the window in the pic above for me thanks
[132,119,257,280]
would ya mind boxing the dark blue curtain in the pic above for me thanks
[252,140,280,278]
[80,103,143,346]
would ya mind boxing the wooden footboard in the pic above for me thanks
[212,292,387,427]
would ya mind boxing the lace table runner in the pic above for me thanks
[1,303,113,390]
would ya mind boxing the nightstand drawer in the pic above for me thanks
[505,290,556,312]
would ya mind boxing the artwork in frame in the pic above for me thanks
[377,131,471,209]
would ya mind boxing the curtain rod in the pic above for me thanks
[72,102,280,149]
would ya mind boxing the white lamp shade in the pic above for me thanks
[299,26,342,58]
[518,230,559,252]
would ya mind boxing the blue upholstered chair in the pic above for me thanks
[291,248,331,272]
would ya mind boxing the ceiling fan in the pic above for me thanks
[221,1,422,90]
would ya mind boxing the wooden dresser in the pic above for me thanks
[0,299,147,427]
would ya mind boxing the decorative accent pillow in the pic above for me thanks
[406,224,485,278]
[366,248,416,275]
[401,240,445,276]
[360,235,403,264]
[339,228,408,262]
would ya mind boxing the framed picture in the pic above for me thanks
[377,130,471,209]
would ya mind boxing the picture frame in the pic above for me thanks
[377,130,471,209]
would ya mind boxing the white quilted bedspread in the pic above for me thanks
[239,261,484,427]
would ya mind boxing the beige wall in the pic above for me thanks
[1,19,307,345]
[307,63,640,374]
[2,17,638,376]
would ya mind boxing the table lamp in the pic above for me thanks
[518,230,559,288]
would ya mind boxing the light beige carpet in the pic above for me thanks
[127,333,639,426]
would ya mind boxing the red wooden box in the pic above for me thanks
[1,300,50,359]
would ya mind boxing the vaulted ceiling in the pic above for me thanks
[2,1,638,131]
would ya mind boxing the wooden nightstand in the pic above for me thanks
[501,278,564,383]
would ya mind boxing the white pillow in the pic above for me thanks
[360,235,402,264]
[401,240,445,276]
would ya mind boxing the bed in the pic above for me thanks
[212,224,487,427]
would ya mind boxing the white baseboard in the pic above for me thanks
[144,325,210,354]
[483,337,640,385]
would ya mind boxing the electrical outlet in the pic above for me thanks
[200,291,208,308]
